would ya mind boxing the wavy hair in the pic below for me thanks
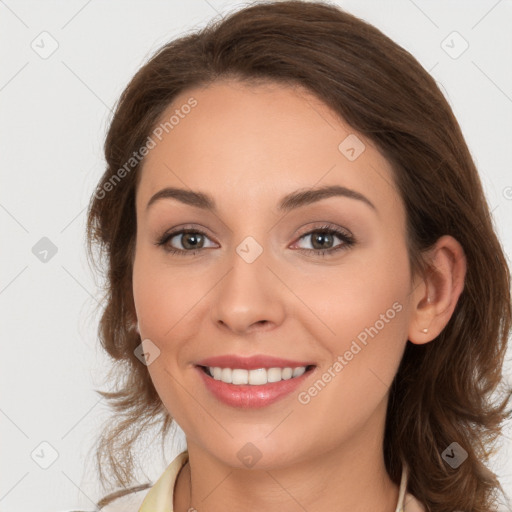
[86,1,512,510]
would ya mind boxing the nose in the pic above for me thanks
[210,247,286,336]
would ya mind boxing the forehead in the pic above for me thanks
[137,80,402,218]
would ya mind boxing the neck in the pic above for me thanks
[174,402,398,512]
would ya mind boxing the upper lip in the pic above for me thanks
[195,354,315,370]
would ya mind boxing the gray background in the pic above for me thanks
[1,1,511,511]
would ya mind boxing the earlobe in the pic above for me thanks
[419,297,431,334]
[408,235,467,345]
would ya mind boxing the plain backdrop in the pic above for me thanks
[1,1,511,511]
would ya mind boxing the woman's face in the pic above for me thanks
[132,80,417,469]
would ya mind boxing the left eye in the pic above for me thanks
[292,227,354,255]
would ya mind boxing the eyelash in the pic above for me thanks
[154,223,355,257]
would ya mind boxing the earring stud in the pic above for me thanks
[422,328,428,333]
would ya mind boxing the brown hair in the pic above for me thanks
[86,1,512,510]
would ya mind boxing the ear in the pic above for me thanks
[408,235,467,345]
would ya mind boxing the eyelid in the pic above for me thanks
[155,224,218,250]
[293,222,353,240]
[157,223,216,241]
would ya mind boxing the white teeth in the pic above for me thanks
[231,369,248,385]
[248,368,267,385]
[292,366,306,378]
[221,368,232,383]
[207,366,309,385]
[282,367,293,380]
[267,367,282,383]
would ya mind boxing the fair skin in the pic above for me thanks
[132,80,466,512]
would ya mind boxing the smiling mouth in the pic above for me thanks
[197,364,316,386]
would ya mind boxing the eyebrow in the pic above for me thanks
[145,184,377,213]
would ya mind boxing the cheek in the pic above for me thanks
[293,248,411,442]
[132,247,203,339]
[131,249,204,417]
[312,238,410,342]
[307,236,412,398]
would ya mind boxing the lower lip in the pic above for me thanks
[196,366,314,409]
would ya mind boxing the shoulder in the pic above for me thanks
[99,487,151,512]
[81,452,188,512]
[57,487,150,512]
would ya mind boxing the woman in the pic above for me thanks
[86,1,511,511]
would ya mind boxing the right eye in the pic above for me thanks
[155,228,217,256]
